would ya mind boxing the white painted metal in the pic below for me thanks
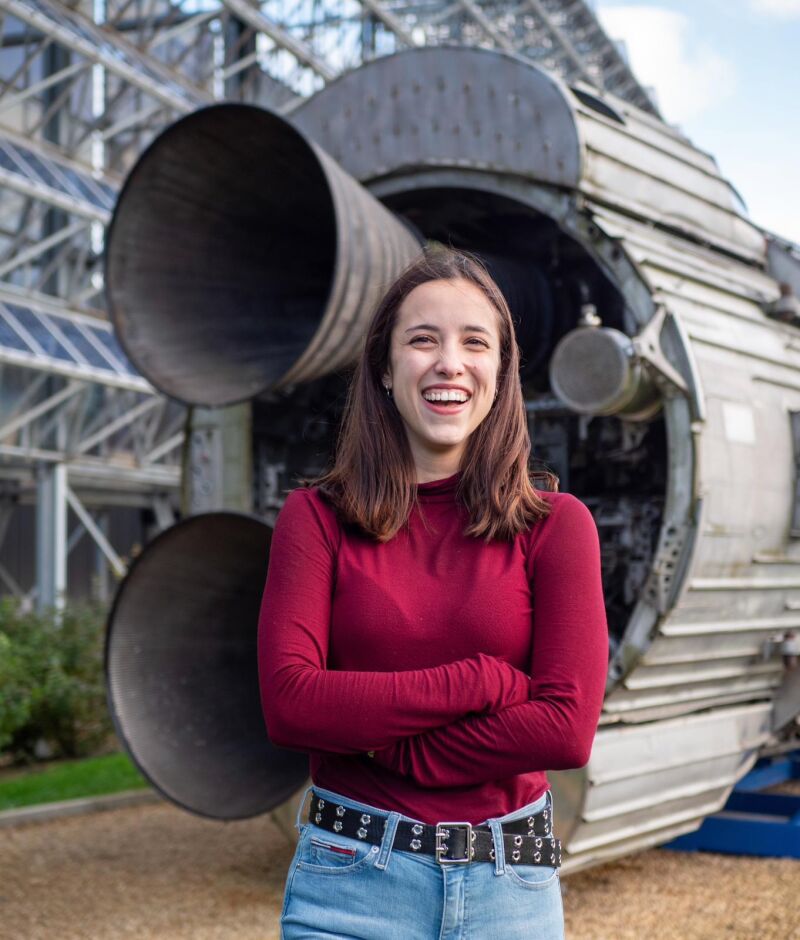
[555,703,773,870]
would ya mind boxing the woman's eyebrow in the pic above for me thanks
[404,323,491,334]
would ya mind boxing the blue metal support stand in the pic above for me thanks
[663,750,800,858]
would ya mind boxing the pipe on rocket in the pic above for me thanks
[549,323,662,420]
[105,103,421,407]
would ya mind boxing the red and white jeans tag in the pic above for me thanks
[310,838,356,857]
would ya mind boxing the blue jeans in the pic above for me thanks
[279,784,565,939]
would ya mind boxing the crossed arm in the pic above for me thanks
[367,495,609,786]
[257,488,533,755]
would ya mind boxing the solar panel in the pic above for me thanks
[0,136,117,218]
[0,298,151,392]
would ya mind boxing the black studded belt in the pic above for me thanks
[307,790,562,868]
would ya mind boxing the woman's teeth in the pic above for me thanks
[422,390,470,403]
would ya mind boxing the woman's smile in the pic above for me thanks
[382,277,501,480]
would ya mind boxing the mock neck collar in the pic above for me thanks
[415,470,462,502]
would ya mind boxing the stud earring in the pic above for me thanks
[383,384,393,399]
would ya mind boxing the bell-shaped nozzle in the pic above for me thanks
[549,324,662,420]
[105,103,421,406]
[105,512,308,819]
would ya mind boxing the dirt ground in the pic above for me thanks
[1,796,798,940]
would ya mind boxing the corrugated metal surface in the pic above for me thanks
[588,202,799,725]
[574,94,765,263]
[559,703,772,870]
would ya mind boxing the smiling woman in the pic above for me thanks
[257,246,609,940]
[304,247,556,542]
[381,277,501,481]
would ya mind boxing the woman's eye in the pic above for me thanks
[410,335,434,345]
[466,338,489,347]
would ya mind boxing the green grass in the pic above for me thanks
[0,752,149,811]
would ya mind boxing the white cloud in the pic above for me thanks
[596,5,737,123]
[749,0,800,17]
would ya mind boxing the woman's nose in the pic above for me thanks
[435,344,464,375]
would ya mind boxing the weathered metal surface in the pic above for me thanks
[292,46,582,187]
[555,703,773,870]
[105,103,420,407]
[106,512,308,819]
[548,324,662,419]
[294,46,764,264]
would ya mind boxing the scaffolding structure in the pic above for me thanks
[0,0,656,608]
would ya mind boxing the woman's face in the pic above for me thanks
[382,277,502,479]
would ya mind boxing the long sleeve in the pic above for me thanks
[257,488,533,754]
[368,494,609,786]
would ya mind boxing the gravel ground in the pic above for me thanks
[1,798,798,940]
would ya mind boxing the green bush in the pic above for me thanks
[0,599,112,763]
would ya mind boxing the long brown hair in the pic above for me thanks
[309,246,558,541]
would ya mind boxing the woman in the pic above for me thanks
[257,247,608,939]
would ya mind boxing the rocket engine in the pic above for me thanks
[104,46,800,869]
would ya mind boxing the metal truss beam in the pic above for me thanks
[0,361,184,494]
[220,0,337,81]
[523,0,592,83]
[0,218,89,278]
[65,483,126,576]
[454,0,516,51]
[352,0,419,49]
[1,0,210,112]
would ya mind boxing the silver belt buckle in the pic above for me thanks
[435,821,473,865]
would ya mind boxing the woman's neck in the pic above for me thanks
[410,443,465,484]
[413,458,462,484]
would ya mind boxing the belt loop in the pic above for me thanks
[487,818,506,876]
[374,811,401,871]
[294,783,315,833]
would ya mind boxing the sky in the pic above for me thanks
[593,0,800,244]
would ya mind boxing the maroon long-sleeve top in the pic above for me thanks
[257,471,608,825]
